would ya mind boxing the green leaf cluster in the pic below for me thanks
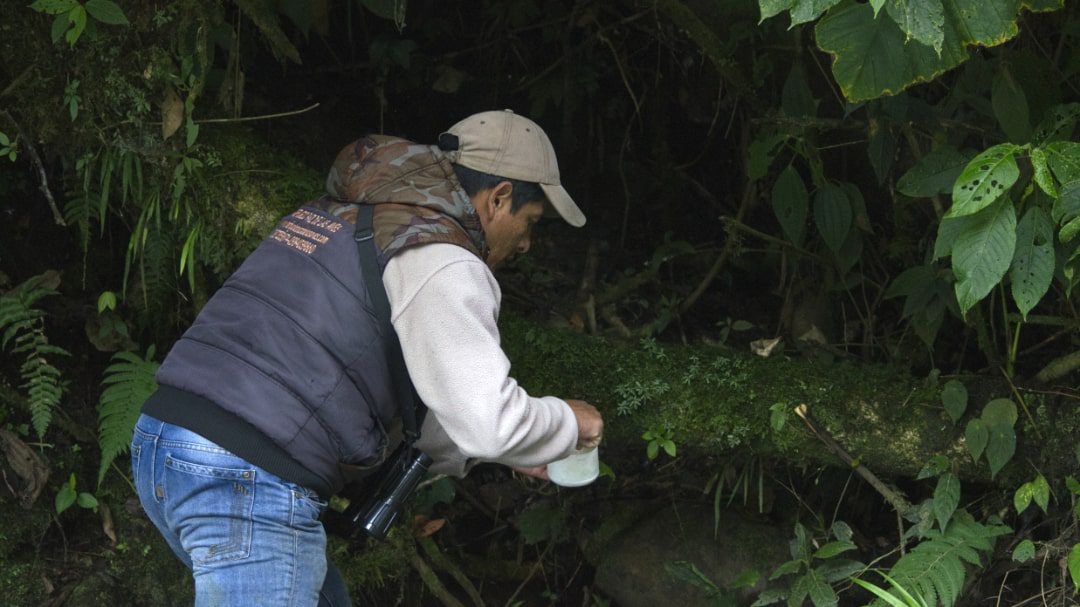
[1012,473,1050,514]
[55,472,98,515]
[760,0,1057,102]
[30,0,129,47]
[925,138,1080,317]
[642,427,676,460]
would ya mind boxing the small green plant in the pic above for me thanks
[517,500,565,545]
[55,472,98,515]
[753,520,864,607]
[1013,473,1050,515]
[716,317,755,345]
[0,131,17,161]
[704,457,768,539]
[642,426,676,460]
[666,560,760,607]
[614,378,670,416]
[63,79,81,121]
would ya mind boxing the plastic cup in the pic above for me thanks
[547,447,599,487]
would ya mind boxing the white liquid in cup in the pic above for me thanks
[547,447,599,487]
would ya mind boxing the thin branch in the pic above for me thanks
[502,540,557,607]
[0,109,65,226]
[794,403,913,514]
[719,215,830,265]
[1,66,35,98]
[192,101,320,124]
[999,366,1043,440]
[419,536,485,607]
[406,540,467,607]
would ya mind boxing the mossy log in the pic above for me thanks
[499,313,1078,488]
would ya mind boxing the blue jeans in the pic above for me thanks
[131,414,352,607]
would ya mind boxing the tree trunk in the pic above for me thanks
[500,313,1075,487]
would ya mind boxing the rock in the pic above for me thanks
[592,502,789,607]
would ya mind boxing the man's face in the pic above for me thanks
[474,182,545,269]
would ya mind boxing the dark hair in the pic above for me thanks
[452,164,546,213]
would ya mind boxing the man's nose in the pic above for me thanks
[517,235,531,253]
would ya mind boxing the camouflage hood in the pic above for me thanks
[321,135,488,264]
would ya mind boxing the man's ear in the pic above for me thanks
[491,181,514,211]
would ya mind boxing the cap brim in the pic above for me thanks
[540,183,586,227]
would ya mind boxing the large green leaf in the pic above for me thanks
[885,0,945,53]
[1061,216,1080,243]
[807,573,839,607]
[1031,147,1058,197]
[1054,181,1080,225]
[934,472,960,532]
[759,0,843,25]
[867,119,897,185]
[783,65,818,117]
[814,183,853,252]
[748,134,790,182]
[1022,0,1064,10]
[1047,141,1080,183]
[29,0,78,14]
[947,144,1021,218]
[85,0,129,25]
[1031,102,1080,144]
[816,0,1022,102]
[1069,544,1080,591]
[772,166,810,246]
[982,398,1018,427]
[941,379,967,422]
[1010,206,1055,318]
[935,213,974,259]
[991,65,1031,142]
[965,418,988,460]
[986,424,1016,478]
[898,145,971,198]
[952,198,1017,314]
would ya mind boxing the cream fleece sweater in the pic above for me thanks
[383,243,579,476]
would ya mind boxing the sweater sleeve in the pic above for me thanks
[382,243,578,476]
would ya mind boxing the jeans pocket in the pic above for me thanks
[164,454,255,564]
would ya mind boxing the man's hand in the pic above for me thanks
[565,399,603,451]
[512,465,550,480]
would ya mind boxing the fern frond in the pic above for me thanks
[1,274,68,438]
[97,346,159,486]
[871,511,1011,607]
[16,330,69,438]
[63,191,93,253]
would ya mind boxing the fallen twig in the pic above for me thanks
[794,403,912,514]
[0,109,65,226]
[406,539,467,607]
[419,536,485,607]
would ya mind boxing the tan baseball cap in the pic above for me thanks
[442,110,586,227]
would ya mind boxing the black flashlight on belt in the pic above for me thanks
[347,442,432,540]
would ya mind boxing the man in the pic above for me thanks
[129,110,604,606]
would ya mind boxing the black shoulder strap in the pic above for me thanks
[354,204,427,443]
